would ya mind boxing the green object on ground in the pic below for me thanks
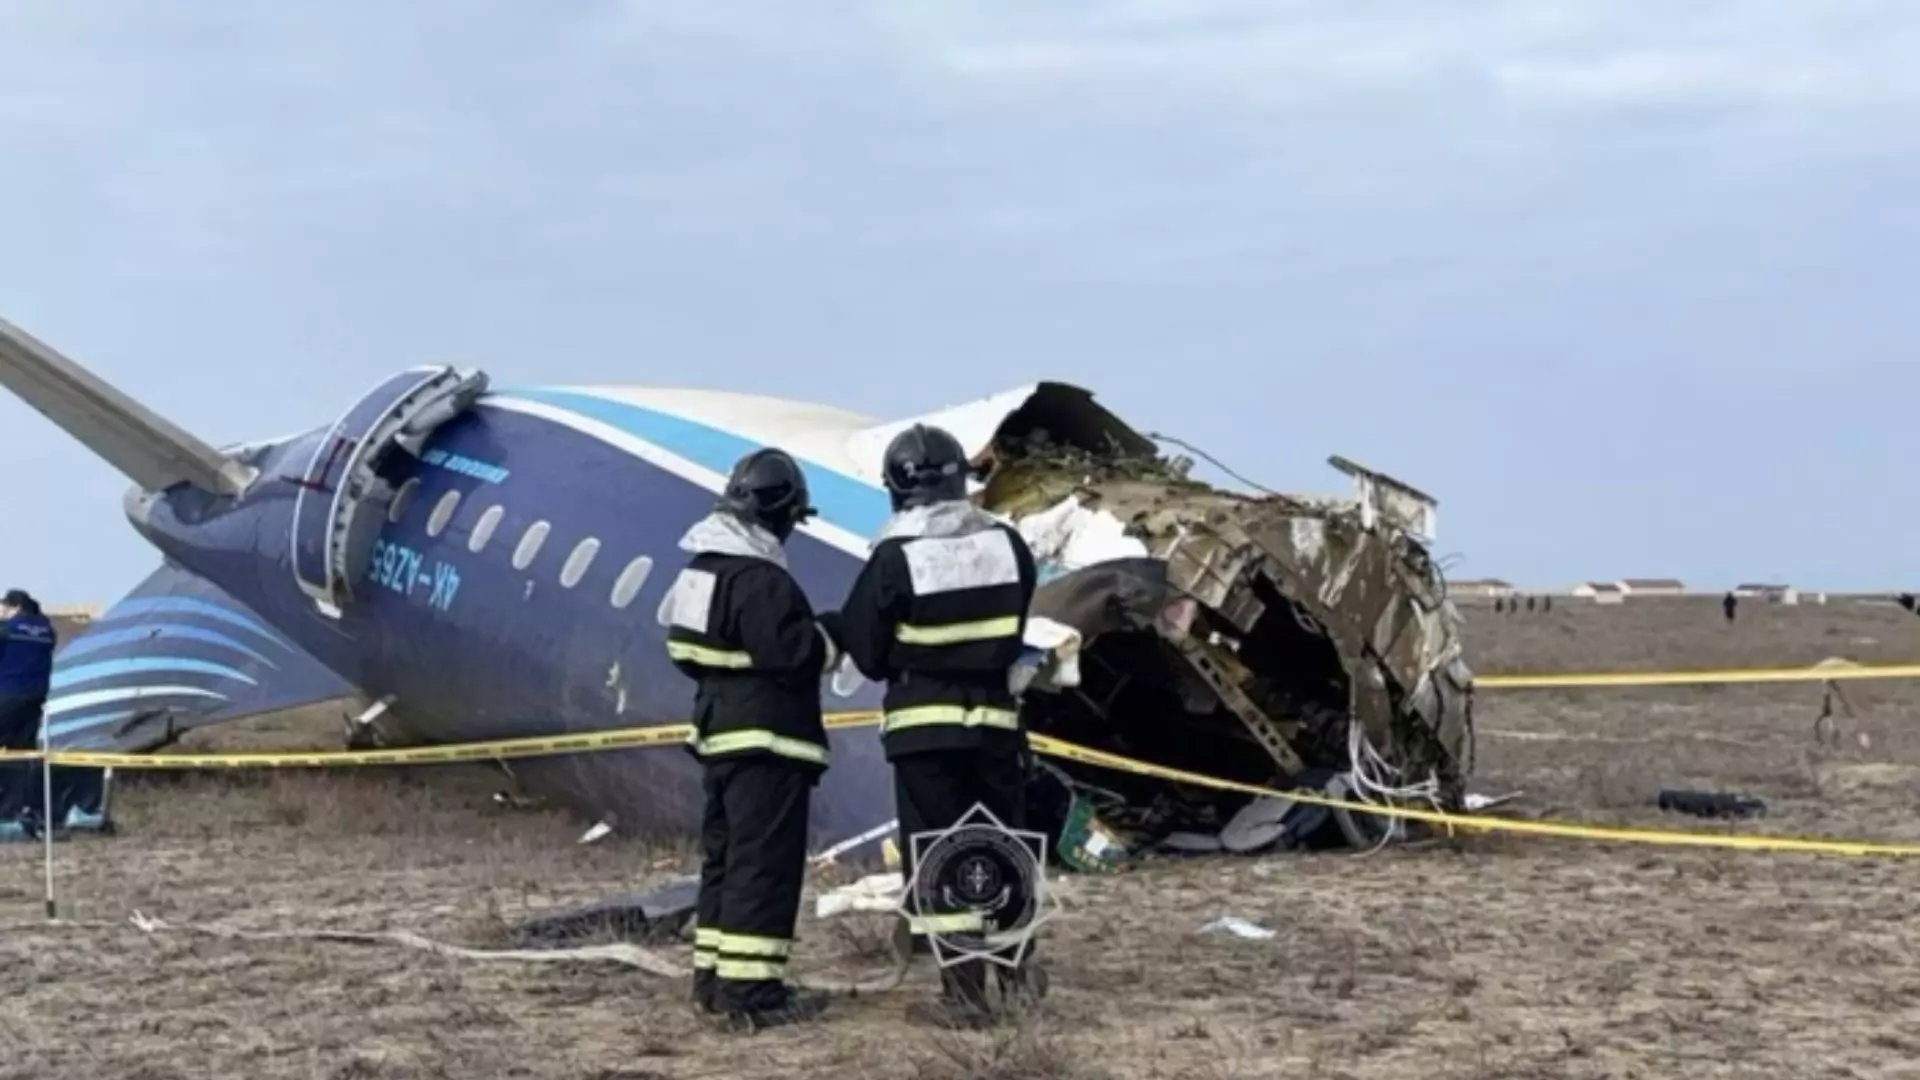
[1057,792,1127,874]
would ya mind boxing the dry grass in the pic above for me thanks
[2,597,1919,1078]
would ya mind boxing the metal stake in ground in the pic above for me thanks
[41,743,55,920]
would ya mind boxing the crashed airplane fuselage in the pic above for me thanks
[1,317,1470,857]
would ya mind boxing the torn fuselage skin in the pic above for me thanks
[972,388,1472,843]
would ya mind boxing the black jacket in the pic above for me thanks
[661,514,835,773]
[835,501,1036,760]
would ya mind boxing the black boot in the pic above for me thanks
[996,959,1048,1011]
[691,970,718,1014]
[721,984,830,1033]
[906,961,999,1030]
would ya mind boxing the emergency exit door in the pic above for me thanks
[290,366,489,613]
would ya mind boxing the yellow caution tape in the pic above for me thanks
[9,660,1920,856]
[0,712,882,769]
[8,696,1919,856]
[1476,662,1920,690]
[1024,734,1920,858]
[7,661,1890,769]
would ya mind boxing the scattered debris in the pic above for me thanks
[815,873,905,919]
[1056,791,1128,873]
[1656,790,1767,820]
[577,819,614,845]
[1198,916,1276,940]
[512,877,698,946]
[810,818,900,869]
[1157,832,1224,855]
[1219,796,1298,854]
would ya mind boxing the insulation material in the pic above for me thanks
[1015,615,1084,694]
[1016,495,1150,581]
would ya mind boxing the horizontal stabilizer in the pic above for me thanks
[0,318,252,494]
[45,564,360,752]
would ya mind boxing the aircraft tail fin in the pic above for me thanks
[46,563,361,754]
[0,318,253,495]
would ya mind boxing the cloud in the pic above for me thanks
[915,1,1919,113]
[0,0,1916,596]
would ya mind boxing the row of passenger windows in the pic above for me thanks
[388,477,654,609]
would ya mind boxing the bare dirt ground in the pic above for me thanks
[4,597,1920,1079]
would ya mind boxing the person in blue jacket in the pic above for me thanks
[0,589,56,827]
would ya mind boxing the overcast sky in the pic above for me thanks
[3,1,1915,602]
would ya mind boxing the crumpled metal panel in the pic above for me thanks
[990,446,1471,806]
[1200,498,1470,801]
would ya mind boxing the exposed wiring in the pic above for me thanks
[1344,717,1443,857]
[1142,431,1281,497]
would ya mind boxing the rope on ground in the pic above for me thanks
[122,911,691,977]
[9,910,908,994]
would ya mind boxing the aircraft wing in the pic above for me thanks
[45,564,360,752]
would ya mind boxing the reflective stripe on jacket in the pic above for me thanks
[835,503,1037,759]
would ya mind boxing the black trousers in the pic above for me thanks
[694,757,812,1011]
[894,746,1033,1004]
[0,696,44,824]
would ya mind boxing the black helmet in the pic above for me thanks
[882,424,970,511]
[718,448,816,541]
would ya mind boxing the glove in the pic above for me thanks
[815,610,845,650]
[815,611,845,676]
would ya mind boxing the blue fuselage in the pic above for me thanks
[129,392,897,848]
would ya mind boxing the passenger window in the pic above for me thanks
[387,477,419,523]
[513,521,551,570]
[468,505,504,553]
[609,556,653,609]
[560,537,601,588]
[426,490,461,537]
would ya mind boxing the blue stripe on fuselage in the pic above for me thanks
[497,388,892,541]
[51,656,260,692]
[96,597,289,645]
[55,623,280,668]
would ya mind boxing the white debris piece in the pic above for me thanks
[1017,495,1149,578]
[815,873,905,919]
[1199,916,1276,940]
[1013,616,1083,694]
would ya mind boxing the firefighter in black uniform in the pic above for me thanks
[832,423,1042,1028]
[661,448,839,1032]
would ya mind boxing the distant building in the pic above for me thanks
[1734,583,1799,605]
[1616,578,1686,597]
[1449,579,1515,599]
[1572,581,1626,604]
[42,603,101,621]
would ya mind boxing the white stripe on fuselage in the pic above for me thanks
[477,397,871,558]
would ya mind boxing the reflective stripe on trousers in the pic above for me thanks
[687,728,830,766]
[714,931,791,982]
[894,615,1021,646]
[881,704,1020,735]
[693,925,719,970]
[909,912,985,934]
